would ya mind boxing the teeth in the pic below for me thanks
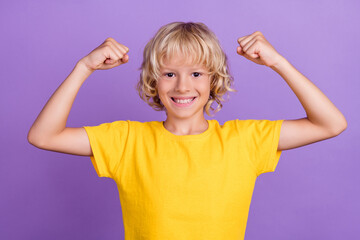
[174,98,194,104]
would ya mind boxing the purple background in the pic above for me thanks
[1,0,359,239]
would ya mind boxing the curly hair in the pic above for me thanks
[136,22,236,116]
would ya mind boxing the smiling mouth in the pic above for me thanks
[171,97,196,104]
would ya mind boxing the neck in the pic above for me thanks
[163,115,209,135]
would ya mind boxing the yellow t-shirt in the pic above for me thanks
[83,119,283,240]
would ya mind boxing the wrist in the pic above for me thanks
[270,56,290,73]
[67,60,95,85]
[77,58,95,75]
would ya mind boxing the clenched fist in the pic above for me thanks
[237,31,284,68]
[80,37,129,71]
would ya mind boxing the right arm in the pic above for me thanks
[27,37,129,156]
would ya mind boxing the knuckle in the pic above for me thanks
[119,47,126,53]
[103,42,112,48]
[120,44,129,52]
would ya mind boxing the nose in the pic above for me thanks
[175,74,191,93]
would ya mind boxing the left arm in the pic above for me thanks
[237,31,347,151]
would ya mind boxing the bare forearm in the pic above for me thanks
[271,57,347,133]
[28,60,94,145]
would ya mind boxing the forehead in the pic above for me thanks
[160,53,206,70]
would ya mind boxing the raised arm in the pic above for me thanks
[27,37,129,156]
[236,31,347,151]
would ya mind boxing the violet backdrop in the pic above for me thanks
[1,0,359,239]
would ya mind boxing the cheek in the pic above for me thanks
[196,81,211,96]
[157,80,176,97]
[156,81,171,103]
[156,80,166,94]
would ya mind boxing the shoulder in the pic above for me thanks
[99,120,161,127]
[85,120,159,134]
[128,120,162,129]
[219,119,283,135]
[121,120,163,137]
[219,119,268,129]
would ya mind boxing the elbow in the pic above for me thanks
[27,129,35,145]
[329,116,348,137]
[27,130,38,147]
[27,129,45,148]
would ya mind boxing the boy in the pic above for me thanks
[28,22,347,239]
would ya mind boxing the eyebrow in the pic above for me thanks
[160,67,207,72]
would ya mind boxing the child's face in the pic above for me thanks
[157,55,211,121]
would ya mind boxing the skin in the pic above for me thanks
[158,31,347,151]
[27,33,347,156]
[27,38,129,156]
[236,31,347,150]
[157,55,211,135]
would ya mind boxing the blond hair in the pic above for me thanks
[136,22,236,116]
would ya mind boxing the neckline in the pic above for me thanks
[158,119,214,141]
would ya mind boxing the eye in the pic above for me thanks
[165,73,175,78]
[192,72,201,77]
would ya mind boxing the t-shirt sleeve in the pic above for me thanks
[236,119,284,176]
[82,120,130,179]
